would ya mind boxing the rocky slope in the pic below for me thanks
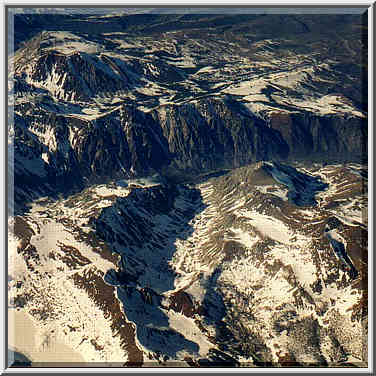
[8,162,368,366]
[9,13,367,212]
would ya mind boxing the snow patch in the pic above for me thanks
[167,311,213,358]
[235,209,292,244]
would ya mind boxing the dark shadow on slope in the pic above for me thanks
[116,286,199,359]
[262,161,328,207]
[96,184,205,293]
[324,219,359,280]
[95,183,207,359]
[201,267,226,325]
[198,267,240,366]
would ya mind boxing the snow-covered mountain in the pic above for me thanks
[8,11,368,368]
[8,162,368,366]
[9,12,367,213]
